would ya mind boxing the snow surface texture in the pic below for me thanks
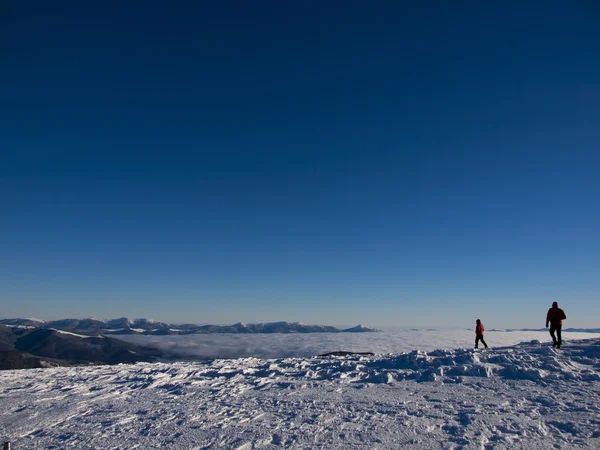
[1,338,600,449]
[115,329,600,360]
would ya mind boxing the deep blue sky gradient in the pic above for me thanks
[1,1,599,327]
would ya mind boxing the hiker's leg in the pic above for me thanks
[549,326,557,346]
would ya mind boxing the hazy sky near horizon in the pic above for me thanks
[1,1,599,328]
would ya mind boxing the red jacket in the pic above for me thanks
[476,324,484,335]
[546,307,566,326]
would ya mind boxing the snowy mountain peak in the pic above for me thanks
[106,317,134,328]
[133,318,156,324]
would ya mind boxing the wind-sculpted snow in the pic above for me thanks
[1,339,600,449]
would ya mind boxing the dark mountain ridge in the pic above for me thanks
[0,324,166,370]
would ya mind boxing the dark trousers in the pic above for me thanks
[550,324,562,348]
[475,335,487,348]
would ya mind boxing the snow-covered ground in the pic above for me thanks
[1,337,600,449]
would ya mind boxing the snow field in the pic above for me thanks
[1,338,599,449]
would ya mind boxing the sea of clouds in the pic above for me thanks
[114,329,600,360]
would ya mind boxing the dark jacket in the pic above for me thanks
[546,303,566,327]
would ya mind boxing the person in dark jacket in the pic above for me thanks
[546,302,567,348]
[475,319,488,349]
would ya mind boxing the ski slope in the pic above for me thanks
[1,338,600,449]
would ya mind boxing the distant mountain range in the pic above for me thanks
[0,318,380,335]
[0,318,378,370]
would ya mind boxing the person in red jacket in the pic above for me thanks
[546,301,567,349]
[475,319,488,349]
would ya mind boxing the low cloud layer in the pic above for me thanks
[114,329,600,360]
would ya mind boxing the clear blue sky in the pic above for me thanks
[1,1,599,327]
